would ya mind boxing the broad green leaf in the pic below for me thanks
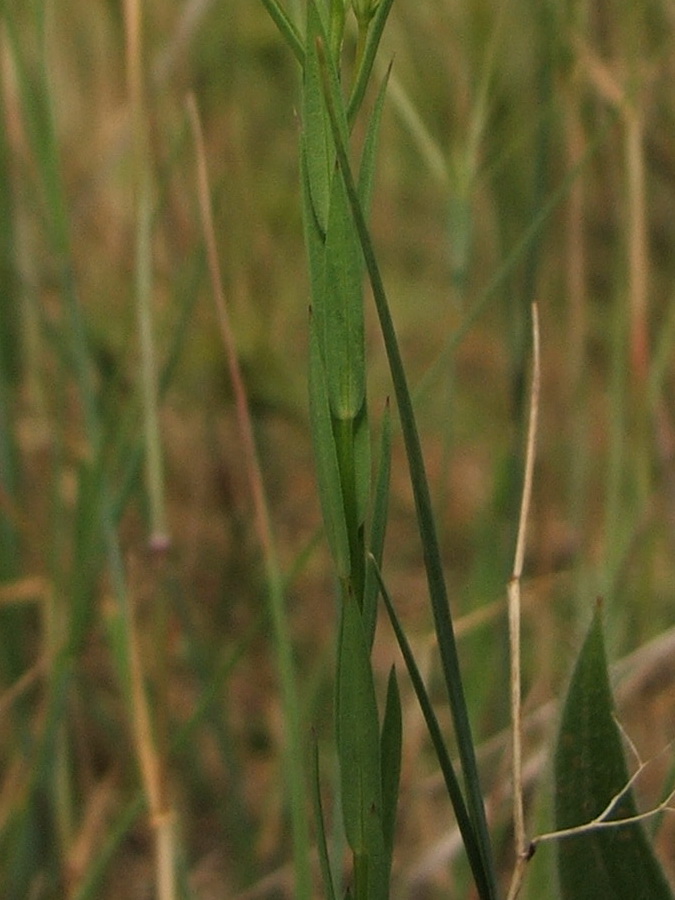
[555,604,674,900]
[308,310,351,578]
[337,592,384,862]
[380,665,401,870]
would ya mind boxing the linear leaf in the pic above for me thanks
[372,559,492,899]
[322,169,367,420]
[259,0,305,66]
[555,604,674,900]
[380,665,401,872]
[347,0,396,127]
[332,406,370,602]
[357,62,392,217]
[337,592,384,860]
[363,401,392,650]
[302,0,333,233]
[311,733,338,900]
[300,146,328,310]
[308,309,350,578]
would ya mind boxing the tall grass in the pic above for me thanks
[1,1,675,898]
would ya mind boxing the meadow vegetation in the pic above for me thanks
[2,1,675,898]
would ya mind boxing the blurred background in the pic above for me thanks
[2,1,675,897]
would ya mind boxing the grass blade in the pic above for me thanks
[337,593,384,857]
[363,401,392,650]
[347,0,396,127]
[302,0,335,234]
[357,60,393,216]
[308,308,351,579]
[372,558,493,899]
[259,0,305,66]
[311,733,338,900]
[380,665,401,878]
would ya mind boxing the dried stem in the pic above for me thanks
[506,302,540,900]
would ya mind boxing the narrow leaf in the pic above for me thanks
[301,146,328,307]
[302,0,333,232]
[555,604,674,900]
[380,665,401,868]
[323,169,367,420]
[352,399,371,544]
[259,0,305,66]
[347,0,396,127]
[357,62,392,217]
[363,401,392,650]
[372,559,492,900]
[308,309,351,578]
[311,734,338,900]
[332,408,370,604]
[337,593,384,860]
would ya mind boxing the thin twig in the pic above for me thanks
[530,734,675,850]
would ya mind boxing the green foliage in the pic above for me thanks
[317,35,499,894]
[3,0,675,896]
[299,1,396,893]
[555,604,674,900]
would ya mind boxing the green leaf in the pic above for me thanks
[331,406,370,602]
[554,603,674,900]
[357,61,392,218]
[311,734,338,900]
[347,0,396,126]
[352,399,371,541]
[373,558,492,899]
[336,593,384,862]
[300,145,328,313]
[302,0,348,235]
[380,665,401,870]
[363,401,391,650]
[259,0,305,66]
[322,169,367,420]
[308,309,351,578]
[302,0,332,233]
